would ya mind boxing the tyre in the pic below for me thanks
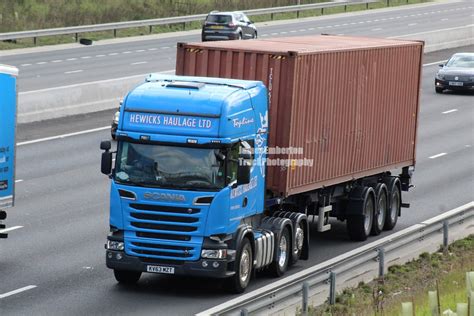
[238,33,243,40]
[347,187,375,241]
[114,269,141,284]
[227,238,253,294]
[253,31,258,39]
[435,87,443,93]
[384,184,400,231]
[371,184,388,236]
[290,221,305,265]
[269,227,291,277]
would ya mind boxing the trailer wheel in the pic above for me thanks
[347,188,375,241]
[384,185,400,231]
[227,238,253,293]
[269,227,291,277]
[114,269,141,284]
[371,184,388,236]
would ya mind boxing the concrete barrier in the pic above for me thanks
[17,26,473,123]
[392,24,474,53]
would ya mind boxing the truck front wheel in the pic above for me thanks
[114,269,141,284]
[227,238,253,293]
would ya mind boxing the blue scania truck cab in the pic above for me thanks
[0,65,18,239]
[101,74,309,292]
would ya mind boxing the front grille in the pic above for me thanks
[133,249,193,258]
[130,212,198,223]
[136,232,191,241]
[132,242,192,251]
[131,222,197,232]
[444,75,469,81]
[130,203,200,214]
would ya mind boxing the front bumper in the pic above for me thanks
[435,79,474,91]
[106,250,235,278]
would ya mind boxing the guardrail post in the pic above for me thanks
[387,0,390,7]
[443,221,449,252]
[113,29,117,38]
[321,8,324,15]
[271,13,274,20]
[378,248,385,279]
[33,37,37,46]
[344,5,347,11]
[75,33,78,42]
[183,22,186,31]
[149,26,153,34]
[302,281,309,315]
[329,271,336,305]
[240,308,248,316]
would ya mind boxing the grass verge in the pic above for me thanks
[306,235,474,316]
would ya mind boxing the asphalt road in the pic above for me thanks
[1,47,473,315]
[0,0,472,91]
[1,2,474,315]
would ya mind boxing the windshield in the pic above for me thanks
[114,142,226,191]
[446,55,474,68]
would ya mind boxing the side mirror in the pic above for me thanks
[438,64,444,68]
[100,140,111,151]
[100,140,112,175]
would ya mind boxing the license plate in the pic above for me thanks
[210,25,224,29]
[449,81,463,86]
[147,265,175,274]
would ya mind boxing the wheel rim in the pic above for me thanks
[239,248,250,283]
[377,194,387,228]
[295,227,304,254]
[278,235,288,268]
[364,197,374,234]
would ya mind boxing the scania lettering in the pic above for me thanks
[101,36,422,292]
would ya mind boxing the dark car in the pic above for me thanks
[202,11,257,42]
[435,52,474,93]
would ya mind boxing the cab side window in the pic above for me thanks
[227,140,255,184]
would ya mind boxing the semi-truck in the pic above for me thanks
[101,35,423,292]
[0,65,19,239]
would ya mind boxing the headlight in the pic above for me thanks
[107,240,124,251]
[201,249,227,259]
[113,111,120,124]
[436,73,445,80]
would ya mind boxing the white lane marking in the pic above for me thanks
[64,70,83,74]
[408,23,417,26]
[95,54,106,57]
[442,109,458,114]
[161,46,170,49]
[441,18,449,21]
[36,62,47,65]
[131,61,148,65]
[466,145,472,148]
[21,63,32,67]
[66,58,77,61]
[0,285,37,299]
[308,27,315,30]
[81,56,91,59]
[271,33,279,35]
[51,60,62,63]
[17,126,110,146]
[135,49,145,53]
[372,28,382,31]
[298,29,306,31]
[424,59,447,66]
[122,51,132,54]
[429,153,447,159]
[15,179,23,183]
[0,226,23,234]
[148,48,158,51]
[280,31,288,34]
[108,53,119,56]
[290,30,297,32]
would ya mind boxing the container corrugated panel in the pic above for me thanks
[176,35,423,197]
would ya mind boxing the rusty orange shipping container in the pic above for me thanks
[176,35,423,197]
